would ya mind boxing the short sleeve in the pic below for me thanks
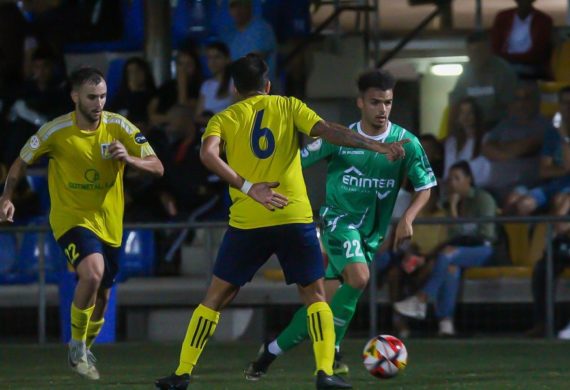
[301,138,337,169]
[289,97,322,136]
[19,125,52,164]
[405,137,438,191]
[202,113,224,141]
[115,115,156,158]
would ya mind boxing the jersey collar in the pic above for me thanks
[357,121,391,143]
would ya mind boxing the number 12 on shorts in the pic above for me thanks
[343,239,364,258]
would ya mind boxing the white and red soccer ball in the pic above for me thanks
[362,335,408,379]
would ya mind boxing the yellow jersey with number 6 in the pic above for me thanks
[19,111,156,246]
[203,95,321,229]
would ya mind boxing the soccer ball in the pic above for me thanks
[362,335,407,379]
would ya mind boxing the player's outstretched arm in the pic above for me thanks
[393,188,431,250]
[200,135,288,211]
[0,157,29,223]
[108,141,164,177]
[310,120,409,161]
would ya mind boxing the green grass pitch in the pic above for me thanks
[1,339,570,389]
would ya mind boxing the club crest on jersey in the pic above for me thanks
[135,133,148,144]
[30,135,40,150]
[100,143,111,159]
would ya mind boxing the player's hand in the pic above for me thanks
[109,141,132,163]
[247,182,289,211]
[393,218,413,251]
[379,139,410,161]
[0,196,15,223]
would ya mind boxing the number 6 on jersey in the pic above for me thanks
[250,110,275,159]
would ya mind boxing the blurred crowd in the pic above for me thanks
[0,1,569,336]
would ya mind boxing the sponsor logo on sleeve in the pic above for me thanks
[307,138,322,151]
[30,135,40,150]
[135,133,148,144]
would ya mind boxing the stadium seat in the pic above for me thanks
[26,175,50,215]
[0,233,24,284]
[116,229,156,281]
[105,57,127,103]
[551,40,570,84]
[18,228,67,284]
[539,81,566,119]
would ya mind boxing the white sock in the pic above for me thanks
[335,345,340,353]
[268,340,283,356]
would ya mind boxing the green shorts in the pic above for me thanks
[321,227,376,279]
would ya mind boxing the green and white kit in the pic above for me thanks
[301,121,437,279]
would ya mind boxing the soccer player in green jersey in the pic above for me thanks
[245,69,437,379]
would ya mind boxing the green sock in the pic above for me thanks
[275,284,363,352]
[276,305,308,352]
[329,284,363,347]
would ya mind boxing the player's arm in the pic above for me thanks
[108,141,164,177]
[393,188,431,250]
[309,120,408,161]
[0,157,29,222]
[200,135,288,211]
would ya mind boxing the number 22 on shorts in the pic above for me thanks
[343,239,364,258]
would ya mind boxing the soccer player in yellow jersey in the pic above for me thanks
[155,54,408,390]
[0,67,164,380]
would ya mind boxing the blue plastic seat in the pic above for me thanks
[26,175,50,215]
[117,229,155,281]
[18,230,67,284]
[0,233,23,284]
[105,57,127,103]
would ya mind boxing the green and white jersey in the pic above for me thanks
[301,121,437,255]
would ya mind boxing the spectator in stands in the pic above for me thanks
[395,161,497,336]
[195,41,234,129]
[449,31,518,130]
[0,48,15,165]
[444,97,491,186]
[419,134,445,180]
[482,81,552,196]
[491,0,553,79]
[504,87,570,215]
[109,57,156,131]
[221,0,277,83]
[2,45,68,164]
[148,47,203,127]
[154,105,222,221]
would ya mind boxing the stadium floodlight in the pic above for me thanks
[430,64,463,76]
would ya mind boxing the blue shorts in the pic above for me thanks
[517,176,570,208]
[213,223,324,287]
[57,227,121,289]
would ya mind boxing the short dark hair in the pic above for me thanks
[466,31,488,45]
[70,66,105,90]
[31,46,56,62]
[230,53,268,94]
[357,69,396,94]
[450,160,475,186]
[559,86,570,100]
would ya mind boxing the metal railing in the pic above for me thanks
[1,214,568,343]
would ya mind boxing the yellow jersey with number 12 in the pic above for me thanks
[19,111,156,246]
[203,95,322,229]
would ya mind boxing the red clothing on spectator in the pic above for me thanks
[491,7,553,75]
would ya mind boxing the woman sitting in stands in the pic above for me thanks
[195,41,234,128]
[394,160,497,336]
